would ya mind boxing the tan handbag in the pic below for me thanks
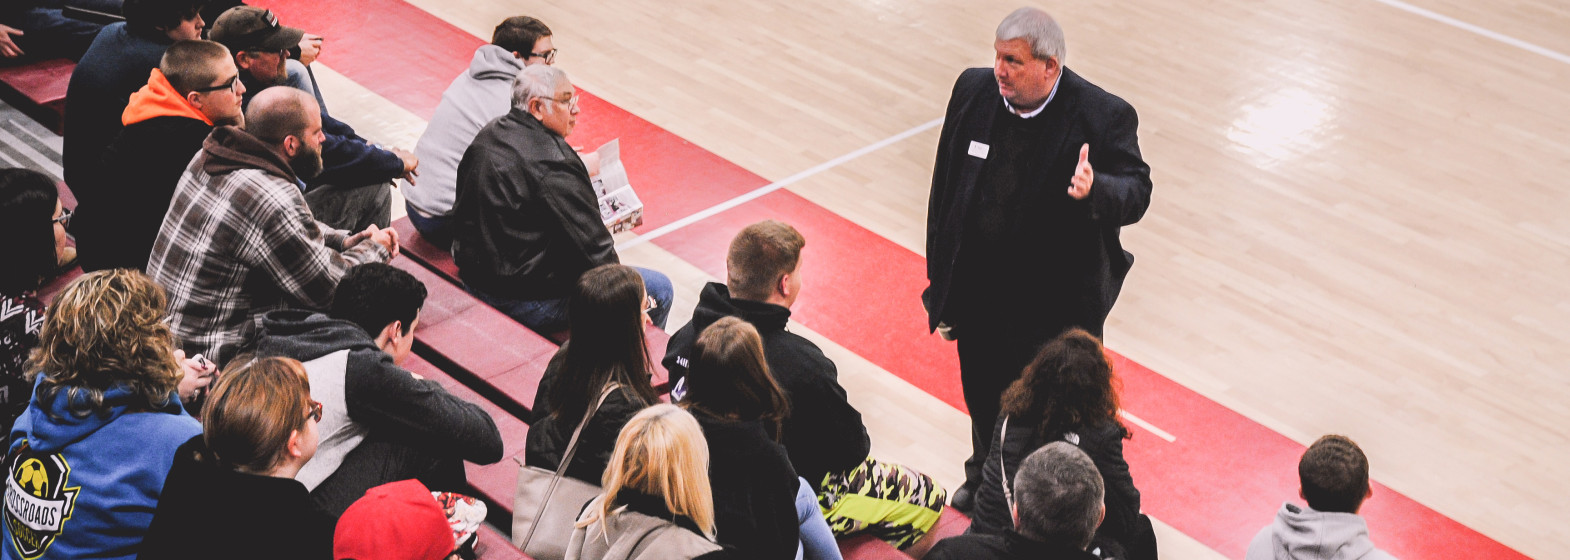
[513,384,618,560]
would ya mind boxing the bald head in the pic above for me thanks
[244,86,321,145]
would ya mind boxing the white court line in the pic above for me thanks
[1367,0,1570,66]
[615,117,945,251]
[1119,410,1177,443]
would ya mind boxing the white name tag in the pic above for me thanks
[967,141,989,160]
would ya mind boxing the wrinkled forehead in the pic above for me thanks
[554,79,575,96]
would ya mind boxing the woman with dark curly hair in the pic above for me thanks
[0,168,69,433]
[1,269,210,560]
[967,328,1154,560]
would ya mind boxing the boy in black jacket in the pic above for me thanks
[664,220,948,549]
[79,39,240,272]
[252,263,503,516]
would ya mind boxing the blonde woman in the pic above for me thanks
[565,404,737,560]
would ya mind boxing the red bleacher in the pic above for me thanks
[390,217,960,559]
[0,59,73,134]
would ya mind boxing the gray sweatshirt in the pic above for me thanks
[252,310,504,496]
[1246,503,1398,560]
[404,44,527,217]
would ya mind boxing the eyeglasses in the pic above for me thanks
[527,48,557,64]
[643,295,658,314]
[52,207,72,229]
[536,93,578,110]
[306,400,323,423]
[193,74,242,94]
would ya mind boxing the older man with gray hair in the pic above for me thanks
[451,64,673,333]
[928,442,1110,560]
[925,7,1153,513]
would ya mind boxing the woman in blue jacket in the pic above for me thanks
[1,269,204,560]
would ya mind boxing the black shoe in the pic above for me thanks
[950,485,975,512]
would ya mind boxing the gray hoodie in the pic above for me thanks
[1246,503,1398,560]
[404,44,528,216]
[252,310,504,514]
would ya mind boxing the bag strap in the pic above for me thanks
[999,415,1015,512]
[520,383,620,550]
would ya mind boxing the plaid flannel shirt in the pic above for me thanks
[148,142,390,362]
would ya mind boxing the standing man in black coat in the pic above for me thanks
[926,7,1152,510]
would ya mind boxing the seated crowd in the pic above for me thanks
[0,6,1402,560]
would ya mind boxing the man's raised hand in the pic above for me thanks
[1068,143,1093,200]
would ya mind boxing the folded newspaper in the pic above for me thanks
[590,139,644,234]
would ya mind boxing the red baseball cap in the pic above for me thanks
[334,480,456,560]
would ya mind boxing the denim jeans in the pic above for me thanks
[469,266,674,334]
[796,476,844,560]
[283,59,328,116]
[404,200,453,252]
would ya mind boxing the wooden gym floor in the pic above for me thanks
[193,0,1570,557]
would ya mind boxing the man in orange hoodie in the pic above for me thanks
[76,39,246,273]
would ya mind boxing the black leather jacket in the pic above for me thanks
[451,107,617,300]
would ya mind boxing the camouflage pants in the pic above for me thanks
[818,456,947,549]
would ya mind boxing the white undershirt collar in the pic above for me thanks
[1002,73,1062,119]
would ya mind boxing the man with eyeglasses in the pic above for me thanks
[76,39,244,273]
[210,6,417,233]
[404,15,557,250]
[452,64,675,334]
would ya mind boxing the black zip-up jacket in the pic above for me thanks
[663,282,871,489]
[78,115,211,272]
[450,107,617,300]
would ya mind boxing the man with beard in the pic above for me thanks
[78,40,246,273]
[209,6,417,232]
[148,87,399,365]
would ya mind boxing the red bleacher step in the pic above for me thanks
[0,59,73,133]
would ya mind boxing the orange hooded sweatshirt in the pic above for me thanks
[122,69,213,127]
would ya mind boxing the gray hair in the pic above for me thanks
[996,7,1066,64]
[511,64,567,112]
[1014,442,1104,549]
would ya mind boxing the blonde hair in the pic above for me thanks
[27,269,184,416]
[581,404,715,538]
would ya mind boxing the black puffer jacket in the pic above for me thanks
[663,282,870,489]
[526,345,654,485]
[451,107,617,300]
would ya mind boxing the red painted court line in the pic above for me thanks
[251,0,470,118]
[651,190,966,408]
[1112,354,1526,559]
[263,1,1528,557]
[251,0,774,224]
